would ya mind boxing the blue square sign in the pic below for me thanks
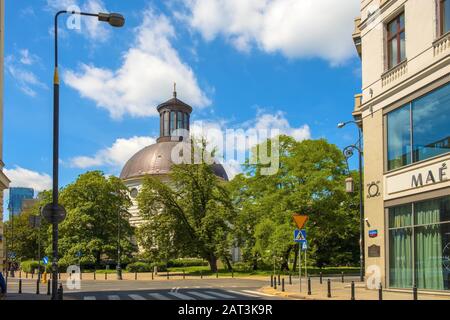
[294,229,307,244]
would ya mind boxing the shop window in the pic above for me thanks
[388,196,450,291]
[386,82,450,171]
[387,104,411,170]
[387,12,406,69]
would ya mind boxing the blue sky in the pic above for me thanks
[4,0,362,217]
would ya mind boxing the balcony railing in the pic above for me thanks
[433,32,450,57]
[382,60,408,87]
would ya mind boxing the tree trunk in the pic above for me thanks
[293,244,299,272]
[280,246,292,271]
[224,256,233,271]
[207,253,218,273]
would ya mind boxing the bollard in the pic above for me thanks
[26,272,28,279]
[351,281,355,300]
[232,270,234,278]
[152,272,154,280]
[274,278,277,290]
[31,273,34,279]
[282,278,285,292]
[47,279,51,295]
[319,272,322,284]
[135,272,138,280]
[308,277,311,295]
[36,279,40,295]
[270,275,273,287]
[413,285,418,300]
[167,271,169,280]
[216,272,219,279]
[277,274,281,286]
[94,271,96,280]
[200,271,203,279]
[183,270,185,280]
[105,272,107,280]
[58,272,61,280]
[341,272,344,283]
[58,283,64,300]
[18,279,22,294]
[289,273,292,285]
[19,271,22,279]
[327,279,331,298]
[378,283,383,300]
[80,271,82,280]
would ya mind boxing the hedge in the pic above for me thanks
[167,258,208,268]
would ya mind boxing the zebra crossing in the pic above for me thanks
[81,289,274,300]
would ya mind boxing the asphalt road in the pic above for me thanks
[6,278,288,301]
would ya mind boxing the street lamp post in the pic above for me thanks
[51,9,125,300]
[117,208,122,280]
[338,120,365,282]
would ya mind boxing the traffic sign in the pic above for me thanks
[76,251,82,257]
[301,242,308,251]
[292,214,308,229]
[41,203,66,224]
[42,256,49,265]
[294,229,307,244]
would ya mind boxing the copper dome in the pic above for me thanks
[120,141,228,181]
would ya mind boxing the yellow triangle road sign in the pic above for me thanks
[292,214,308,229]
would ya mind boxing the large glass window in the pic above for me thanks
[388,196,450,291]
[386,82,450,171]
[412,83,450,162]
[387,12,406,69]
[441,0,450,35]
[387,104,411,170]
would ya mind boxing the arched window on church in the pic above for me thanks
[163,111,169,136]
[170,111,176,135]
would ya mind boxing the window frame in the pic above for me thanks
[386,12,406,70]
[440,0,449,36]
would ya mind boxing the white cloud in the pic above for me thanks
[6,54,47,97]
[190,110,311,179]
[64,8,211,119]
[5,166,52,192]
[69,136,156,169]
[81,0,111,42]
[181,0,360,64]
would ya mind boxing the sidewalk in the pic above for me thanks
[3,293,50,300]
[261,277,450,300]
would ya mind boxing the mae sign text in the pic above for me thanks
[384,156,449,200]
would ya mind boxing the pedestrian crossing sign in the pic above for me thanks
[294,229,307,244]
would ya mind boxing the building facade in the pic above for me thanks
[0,0,10,273]
[7,187,34,216]
[353,0,450,292]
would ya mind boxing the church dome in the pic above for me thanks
[120,86,228,181]
[119,141,228,181]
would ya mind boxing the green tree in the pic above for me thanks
[136,144,236,272]
[56,171,136,266]
[229,136,359,271]
[4,191,52,262]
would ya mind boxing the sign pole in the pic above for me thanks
[299,244,302,292]
[305,246,307,279]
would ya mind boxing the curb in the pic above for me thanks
[260,286,319,300]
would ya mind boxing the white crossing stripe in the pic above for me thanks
[108,295,120,300]
[128,294,146,300]
[226,290,257,298]
[205,291,236,299]
[148,293,171,300]
[167,292,196,300]
[187,291,217,299]
[241,290,274,297]
[84,296,97,300]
